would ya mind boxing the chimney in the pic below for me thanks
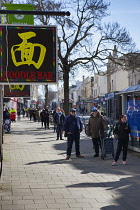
[113,45,117,57]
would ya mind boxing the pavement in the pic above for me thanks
[0,117,140,210]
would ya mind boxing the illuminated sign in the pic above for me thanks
[0,25,57,83]
[4,85,30,97]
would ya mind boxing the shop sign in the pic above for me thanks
[105,92,114,100]
[84,98,93,103]
[94,98,99,103]
[99,97,105,102]
[0,25,57,83]
[4,85,30,97]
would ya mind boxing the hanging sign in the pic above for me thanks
[4,85,30,97]
[3,4,34,25]
[0,25,57,84]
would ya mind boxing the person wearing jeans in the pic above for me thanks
[63,108,84,160]
[67,133,81,157]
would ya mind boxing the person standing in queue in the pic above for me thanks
[45,109,50,129]
[40,109,49,129]
[87,107,107,157]
[3,108,10,120]
[52,109,57,133]
[54,107,65,140]
[111,115,131,166]
[63,108,84,160]
[17,108,21,120]
[40,109,45,128]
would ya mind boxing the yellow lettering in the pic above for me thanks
[10,85,25,91]
[11,31,46,69]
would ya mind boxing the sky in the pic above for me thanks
[71,0,140,84]
[104,0,140,49]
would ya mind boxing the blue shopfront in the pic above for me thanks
[105,91,121,120]
[117,85,140,152]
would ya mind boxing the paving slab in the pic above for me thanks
[0,118,140,209]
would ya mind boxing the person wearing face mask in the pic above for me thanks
[63,108,84,160]
[111,115,131,166]
[87,107,107,157]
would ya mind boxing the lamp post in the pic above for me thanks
[0,0,3,177]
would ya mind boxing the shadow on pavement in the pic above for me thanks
[26,158,67,165]
[10,119,140,209]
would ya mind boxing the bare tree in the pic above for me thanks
[26,0,136,115]
[1,0,14,3]
[44,84,48,108]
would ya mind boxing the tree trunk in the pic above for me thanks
[63,68,70,116]
[45,84,48,107]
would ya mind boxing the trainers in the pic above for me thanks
[122,161,127,165]
[76,155,84,158]
[66,156,70,160]
[111,161,117,166]
[93,154,99,157]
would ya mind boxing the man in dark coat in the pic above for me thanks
[88,107,107,157]
[40,109,49,129]
[63,108,84,160]
[54,107,65,140]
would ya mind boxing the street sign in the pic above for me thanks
[4,85,30,97]
[0,25,57,84]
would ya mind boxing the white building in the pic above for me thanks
[107,46,129,93]
[93,73,107,98]
[69,80,83,110]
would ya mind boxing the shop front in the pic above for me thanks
[117,85,140,152]
[105,92,120,120]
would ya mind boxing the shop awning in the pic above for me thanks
[121,85,140,92]
[116,85,140,95]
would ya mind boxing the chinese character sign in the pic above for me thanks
[0,25,57,83]
[4,85,30,97]
[11,31,46,69]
